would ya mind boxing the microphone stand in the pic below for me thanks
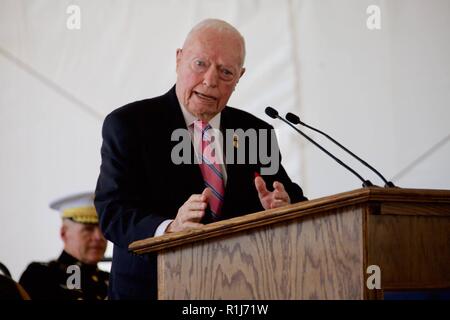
[285,112,396,188]
[265,107,374,188]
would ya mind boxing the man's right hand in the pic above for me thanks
[165,188,211,233]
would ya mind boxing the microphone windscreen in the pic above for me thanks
[286,112,301,124]
[265,107,279,119]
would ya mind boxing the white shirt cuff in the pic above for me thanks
[154,219,174,237]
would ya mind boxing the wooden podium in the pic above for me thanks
[129,188,450,299]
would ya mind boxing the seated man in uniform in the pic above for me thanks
[19,192,109,300]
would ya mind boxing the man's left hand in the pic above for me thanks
[254,176,291,210]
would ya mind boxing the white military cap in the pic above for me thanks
[49,192,99,224]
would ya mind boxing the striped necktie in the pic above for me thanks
[194,120,225,220]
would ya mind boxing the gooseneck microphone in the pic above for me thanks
[265,107,374,188]
[285,112,396,188]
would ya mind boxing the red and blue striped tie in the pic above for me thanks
[194,120,225,220]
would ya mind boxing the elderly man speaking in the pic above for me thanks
[95,19,306,300]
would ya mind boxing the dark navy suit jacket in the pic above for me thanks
[95,86,307,299]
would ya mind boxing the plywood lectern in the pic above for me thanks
[129,188,450,299]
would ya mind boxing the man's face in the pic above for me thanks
[61,220,107,265]
[175,29,245,122]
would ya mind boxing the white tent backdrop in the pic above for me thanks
[1,0,449,280]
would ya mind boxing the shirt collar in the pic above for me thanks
[179,103,221,130]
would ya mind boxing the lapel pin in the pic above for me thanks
[232,134,239,149]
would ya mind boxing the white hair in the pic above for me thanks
[183,19,246,67]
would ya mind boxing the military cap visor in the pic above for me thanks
[50,192,99,224]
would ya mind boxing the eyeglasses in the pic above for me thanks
[190,58,238,82]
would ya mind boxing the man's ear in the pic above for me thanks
[233,68,246,90]
[60,223,67,242]
[176,48,183,70]
[239,67,246,79]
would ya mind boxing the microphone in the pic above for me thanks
[285,112,395,188]
[265,106,374,188]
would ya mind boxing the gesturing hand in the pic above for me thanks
[254,176,291,210]
[166,188,211,233]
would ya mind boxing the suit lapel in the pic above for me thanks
[165,87,205,195]
[220,107,240,206]
[220,107,262,218]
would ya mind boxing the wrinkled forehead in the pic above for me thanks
[183,29,245,67]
